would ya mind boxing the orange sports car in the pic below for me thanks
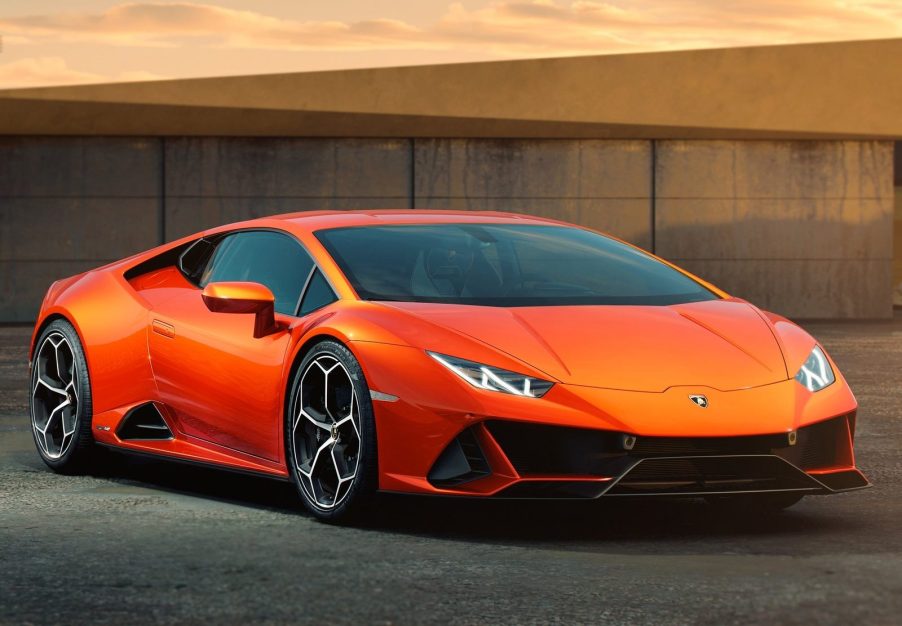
[29,211,869,521]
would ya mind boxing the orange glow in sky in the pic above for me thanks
[0,0,900,88]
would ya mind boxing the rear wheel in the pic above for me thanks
[286,340,378,522]
[705,492,804,513]
[29,319,96,473]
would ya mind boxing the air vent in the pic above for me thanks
[116,403,173,440]
[485,420,625,475]
[427,427,491,488]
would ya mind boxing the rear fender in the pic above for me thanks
[32,269,156,416]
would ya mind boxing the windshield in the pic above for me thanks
[316,224,718,307]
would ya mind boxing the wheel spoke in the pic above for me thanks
[298,407,332,431]
[66,380,78,405]
[61,402,77,438]
[54,344,65,383]
[333,476,353,505]
[331,444,345,481]
[36,398,69,434]
[36,376,66,397]
[299,436,335,479]
[320,360,343,421]
[344,392,360,439]
[50,336,72,384]
[42,429,55,459]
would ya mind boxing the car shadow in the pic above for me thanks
[90,450,864,550]
[89,450,307,513]
[359,493,866,548]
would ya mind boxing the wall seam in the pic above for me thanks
[409,138,416,209]
[650,140,657,254]
[159,136,166,244]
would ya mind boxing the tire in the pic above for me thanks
[29,318,96,473]
[285,339,378,522]
[705,492,804,513]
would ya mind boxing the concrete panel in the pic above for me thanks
[656,141,893,200]
[165,196,409,240]
[655,140,894,319]
[165,138,410,198]
[673,258,893,319]
[0,260,100,322]
[416,139,651,199]
[417,197,651,249]
[0,199,160,261]
[0,137,160,198]
[894,187,902,306]
[655,198,893,260]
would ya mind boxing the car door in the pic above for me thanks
[147,229,316,461]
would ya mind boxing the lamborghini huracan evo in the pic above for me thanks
[29,211,869,520]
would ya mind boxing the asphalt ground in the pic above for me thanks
[1,317,900,625]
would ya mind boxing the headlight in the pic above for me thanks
[794,345,835,392]
[427,351,554,398]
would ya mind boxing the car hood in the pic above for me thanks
[378,299,789,392]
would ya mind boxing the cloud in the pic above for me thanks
[0,3,431,50]
[0,57,166,88]
[0,1,900,57]
[433,0,902,54]
[0,57,101,88]
[1,1,900,89]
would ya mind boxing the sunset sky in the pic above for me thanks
[0,0,900,88]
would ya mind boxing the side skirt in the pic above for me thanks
[97,442,292,482]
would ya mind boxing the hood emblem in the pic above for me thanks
[689,394,708,408]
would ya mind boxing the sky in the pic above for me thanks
[0,0,900,89]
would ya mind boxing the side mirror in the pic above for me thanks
[201,281,277,338]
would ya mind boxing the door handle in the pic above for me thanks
[152,319,175,339]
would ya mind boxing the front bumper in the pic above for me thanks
[423,415,869,499]
[351,341,869,499]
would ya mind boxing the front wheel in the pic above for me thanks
[286,340,378,522]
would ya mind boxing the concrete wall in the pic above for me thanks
[413,139,653,249]
[894,187,902,307]
[0,137,894,322]
[655,141,894,319]
[163,138,411,239]
[894,143,902,306]
[0,137,163,321]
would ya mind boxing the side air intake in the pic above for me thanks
[116,403,173,440]
[427,427,491,488]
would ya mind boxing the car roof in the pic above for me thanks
[270,209,568,232]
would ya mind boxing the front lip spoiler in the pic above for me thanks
[491,455,871,500]
[601,454,870,496]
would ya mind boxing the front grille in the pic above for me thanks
[485,415,852,478]
[485,420,625,475]
[632,433,787,456]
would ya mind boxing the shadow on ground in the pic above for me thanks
[91,449,862,547]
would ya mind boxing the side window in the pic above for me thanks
[299,269,338,315]
[200,231,314,316]
[178,237,218,285]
